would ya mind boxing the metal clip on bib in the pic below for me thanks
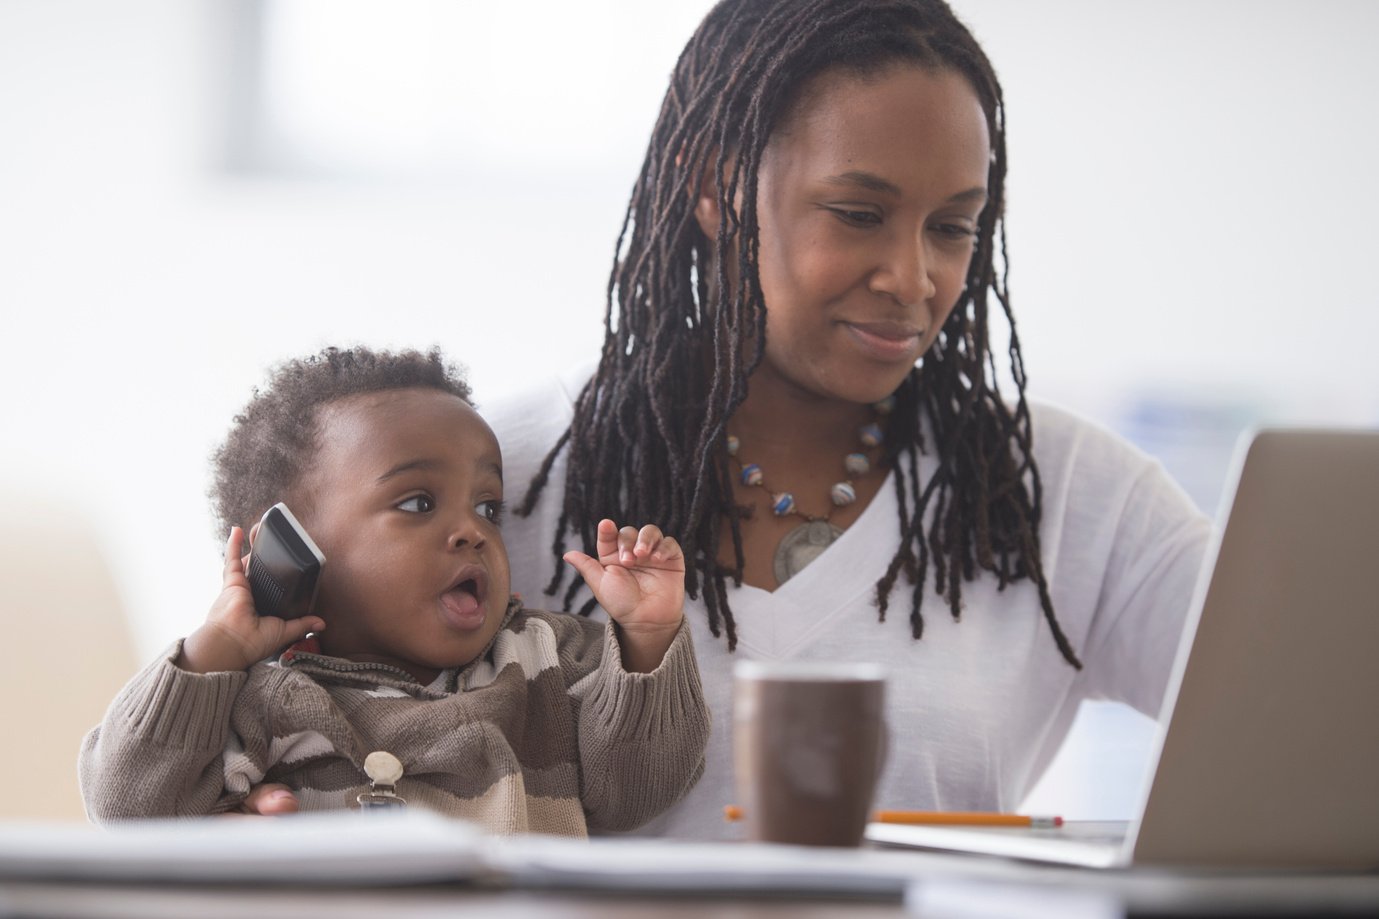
[356,750,407,811]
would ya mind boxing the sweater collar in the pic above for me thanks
[276,596,523,697]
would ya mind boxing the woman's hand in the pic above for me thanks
[563,519,685,673]
[177,527,326,674]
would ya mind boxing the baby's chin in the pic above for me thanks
[414,624,507,677]
[322,596,510,679]
[314,642,488,686]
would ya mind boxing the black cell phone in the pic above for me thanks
[247,502,325,618]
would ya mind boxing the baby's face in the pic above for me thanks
[283,387,511,684]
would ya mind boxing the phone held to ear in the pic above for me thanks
[247,502,325,618]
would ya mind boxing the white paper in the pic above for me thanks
[0,810,488,884]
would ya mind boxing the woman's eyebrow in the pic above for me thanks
[822,172,989,206]
[948,186,989,206]
[823,170,901,195]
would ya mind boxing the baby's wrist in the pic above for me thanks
[614,618,681,674]
[178,624,255,674]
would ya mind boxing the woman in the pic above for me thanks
[248,0,1210,838]
[495,0,1209,840]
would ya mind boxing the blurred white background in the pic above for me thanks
[2,0,1377,820]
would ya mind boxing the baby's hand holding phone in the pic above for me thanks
[176,525,326,675]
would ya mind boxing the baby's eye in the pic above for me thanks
[397,494,435,514]
[477,499,505,524]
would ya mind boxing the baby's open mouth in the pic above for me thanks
[440,569,488,628]
[449,578,480,611]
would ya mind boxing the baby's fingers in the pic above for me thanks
[279,614,327,645]
[616,525,641,564]
[593,518,621,561]
[632,524,664,560]
[626,527,685,572]
[639,534,685,572]
[237,783,300,817]
[653,534,684,564]
[563,549,607,593]
[223,528,250,587]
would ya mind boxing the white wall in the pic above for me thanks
[981,1,1379,409]
[2,0,1377,818]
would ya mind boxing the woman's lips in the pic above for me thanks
[842,321,922,362]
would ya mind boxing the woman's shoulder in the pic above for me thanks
[1024,395,1160,476]
[482,363,590,431]
[1018,395,1207,528]
[482,362,591,476]
[1022,395,1210,550]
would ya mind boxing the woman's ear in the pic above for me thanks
[693,169,722,239]
[687,151,724,239]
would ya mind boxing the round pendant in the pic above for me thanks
[772,519,844,585]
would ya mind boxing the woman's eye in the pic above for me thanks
[932,223,977,241]
[477,499,505,524]
[397,494,435,513]
[828,207,881,227]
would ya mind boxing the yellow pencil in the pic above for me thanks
[873,810,1063,828]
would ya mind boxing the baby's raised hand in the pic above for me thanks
[562,519,685,673]
[177,527,326,674]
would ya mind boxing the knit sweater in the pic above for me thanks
[79,603,709,836]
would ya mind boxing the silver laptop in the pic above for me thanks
[867,428,1379,869]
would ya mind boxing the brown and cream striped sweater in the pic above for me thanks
[79,603,708,836]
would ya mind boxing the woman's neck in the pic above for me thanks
[732,369,876,445]
[718,369,893,590]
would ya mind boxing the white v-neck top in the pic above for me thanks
[485,372,1211,841]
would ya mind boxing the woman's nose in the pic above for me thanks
[870,233,937,306]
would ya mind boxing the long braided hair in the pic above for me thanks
[519,0,1082,668]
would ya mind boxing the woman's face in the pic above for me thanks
[743,65,991,405]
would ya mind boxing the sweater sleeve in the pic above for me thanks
[564,618,710,832]
[77,639,255,821]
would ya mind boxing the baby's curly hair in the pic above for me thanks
[210,346,472,543]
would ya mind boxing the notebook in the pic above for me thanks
[866,427,1379,869]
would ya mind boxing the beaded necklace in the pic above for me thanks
[728,398,891,584]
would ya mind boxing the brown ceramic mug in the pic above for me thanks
[732,660,887,847]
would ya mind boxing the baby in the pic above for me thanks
[80,346,708,836]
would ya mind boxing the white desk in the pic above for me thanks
[2,812,1375,918]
